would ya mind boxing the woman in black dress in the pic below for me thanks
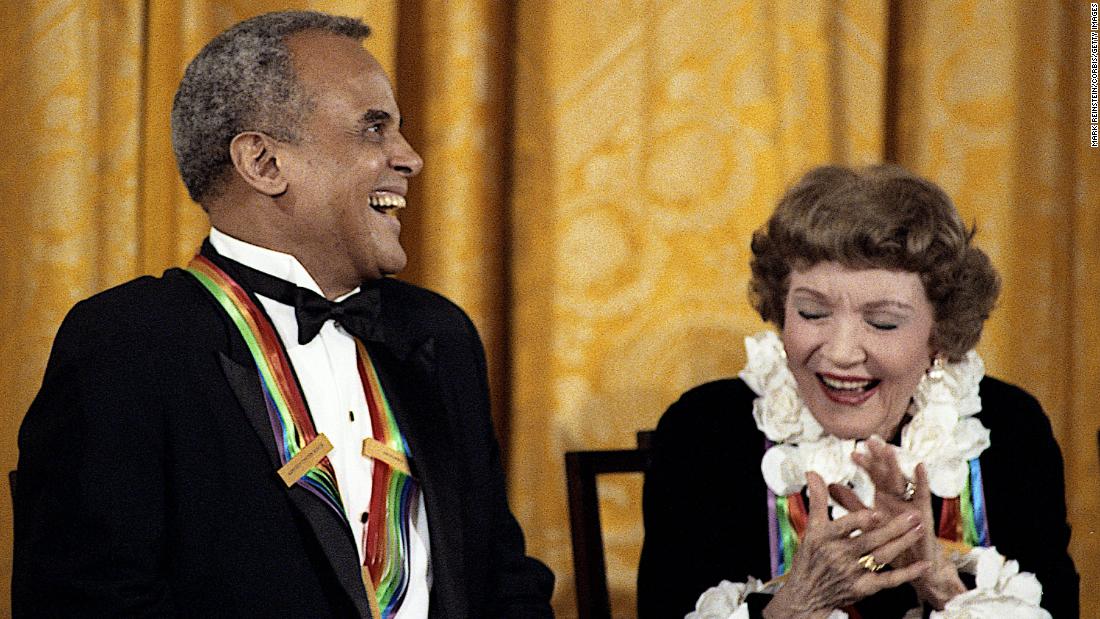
[638,165,1077,618]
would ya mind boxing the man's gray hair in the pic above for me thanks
[171,11,371,204]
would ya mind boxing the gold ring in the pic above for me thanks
[902,480,916,502]
[858,553,886,572]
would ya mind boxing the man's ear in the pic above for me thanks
[229,132,288,196]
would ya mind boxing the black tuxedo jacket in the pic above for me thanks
[14,248,553,618]
[637,377,1078,618]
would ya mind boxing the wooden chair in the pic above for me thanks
[8,469,15,500]
[565,430,654,619]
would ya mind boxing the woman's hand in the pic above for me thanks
[844,438,966,609]
[762,472,930,619]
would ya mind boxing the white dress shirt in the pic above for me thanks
[210,228,431,618]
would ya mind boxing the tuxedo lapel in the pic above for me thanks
[199,274,374,618]
[368,337,467,619]
[218,352,281,470]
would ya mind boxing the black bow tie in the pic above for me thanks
[205,246,381,345]
[290,286,380,345]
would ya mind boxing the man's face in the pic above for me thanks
[276,32,422,288]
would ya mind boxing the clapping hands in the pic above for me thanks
[762,471,930,618]
[842,437,967,609]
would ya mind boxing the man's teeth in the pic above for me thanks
[369,194,406,210]
[820,375,873,391]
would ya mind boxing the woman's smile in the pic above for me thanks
[817,372,881,405]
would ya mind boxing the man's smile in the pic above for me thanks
[368,191,406,215]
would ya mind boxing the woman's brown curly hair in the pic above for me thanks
[749,164,1000,361]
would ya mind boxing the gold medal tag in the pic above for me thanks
[277,433,334,487]
[362,437,411,475]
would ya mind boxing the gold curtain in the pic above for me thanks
[1,1,1095,617]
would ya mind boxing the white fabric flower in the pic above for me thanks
[925,458,970,498]
[911,351,983,418]
[760,444,803,496]
[752,385,822,443]
[953,418,992,461]
[685,578,764,619]
[686,578,847,619]
[742,333,824,445]
[740,332,787,395]
[928,547,1050,618]
[944,352,984,417]
[801,436,859,485]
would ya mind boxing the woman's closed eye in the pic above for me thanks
[865,313,903,331]
[797,309,829,320]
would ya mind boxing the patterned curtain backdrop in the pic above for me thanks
[1,1,1096,617]
[508,1,891,613]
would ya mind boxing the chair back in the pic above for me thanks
[565,430,654,619]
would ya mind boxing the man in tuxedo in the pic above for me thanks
[13,10,553,618]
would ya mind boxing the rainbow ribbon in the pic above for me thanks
[357,340,417,618]
[774,496,798,575]
[190,256,420,615]
[186,256,344,517]
[939,458,991,547]
[965,458,990,546]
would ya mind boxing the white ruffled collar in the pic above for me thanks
[740,331,991,503]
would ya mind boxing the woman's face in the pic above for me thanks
[781,261,935,440]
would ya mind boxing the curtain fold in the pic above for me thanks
[893,7,1099,603]
[1,1,1094,616]
[395,0,514,435]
